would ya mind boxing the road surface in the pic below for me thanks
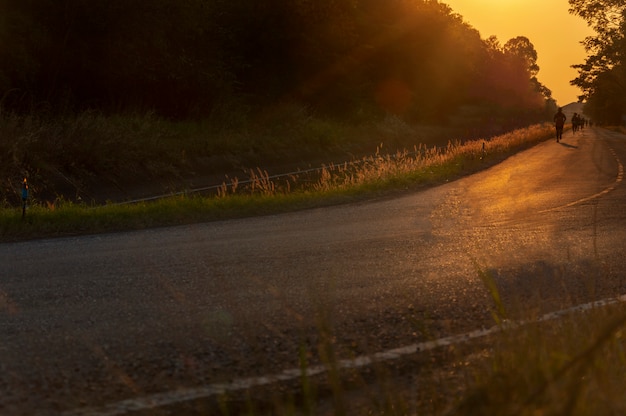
[1,127,625,415]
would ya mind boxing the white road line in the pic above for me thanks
[63,294,626,416]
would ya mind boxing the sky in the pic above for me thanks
[443,0,594,106]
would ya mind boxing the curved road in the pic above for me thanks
[1,127,626,415]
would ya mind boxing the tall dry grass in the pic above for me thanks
[211,123,554,197]
[0,107,497,205]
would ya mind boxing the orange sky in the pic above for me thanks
[443,0,594,106]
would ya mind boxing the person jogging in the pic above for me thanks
[554,107,566,142]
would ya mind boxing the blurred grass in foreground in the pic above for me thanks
[180,296,626,415]
[373,303,626,415]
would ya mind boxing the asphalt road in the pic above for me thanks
[1,127,626,415]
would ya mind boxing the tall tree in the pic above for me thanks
[504,36,540,77]
[569,0,626,122]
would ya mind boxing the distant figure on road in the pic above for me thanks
[554,107,566,142]
[572,113,580,133]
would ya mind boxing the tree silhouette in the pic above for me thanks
[569,0,626,123]
[0,0,553,124]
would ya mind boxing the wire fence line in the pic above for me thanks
[112,145,445,206]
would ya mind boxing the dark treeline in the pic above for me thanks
[569,0,626,125]
[1,0,555,124]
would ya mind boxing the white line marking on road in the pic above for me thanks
[539,146,624,213]
[63,294,626,416]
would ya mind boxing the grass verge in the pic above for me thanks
[1,123,556,242]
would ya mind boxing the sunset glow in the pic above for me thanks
[443,0,593,105]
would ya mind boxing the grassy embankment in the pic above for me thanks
[0,110,554,242]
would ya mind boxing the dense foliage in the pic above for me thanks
[569,0,626,124]
[0,0,554,124]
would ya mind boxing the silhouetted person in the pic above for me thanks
[554,107,566,142]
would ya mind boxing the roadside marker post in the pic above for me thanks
[21,178,28,219]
